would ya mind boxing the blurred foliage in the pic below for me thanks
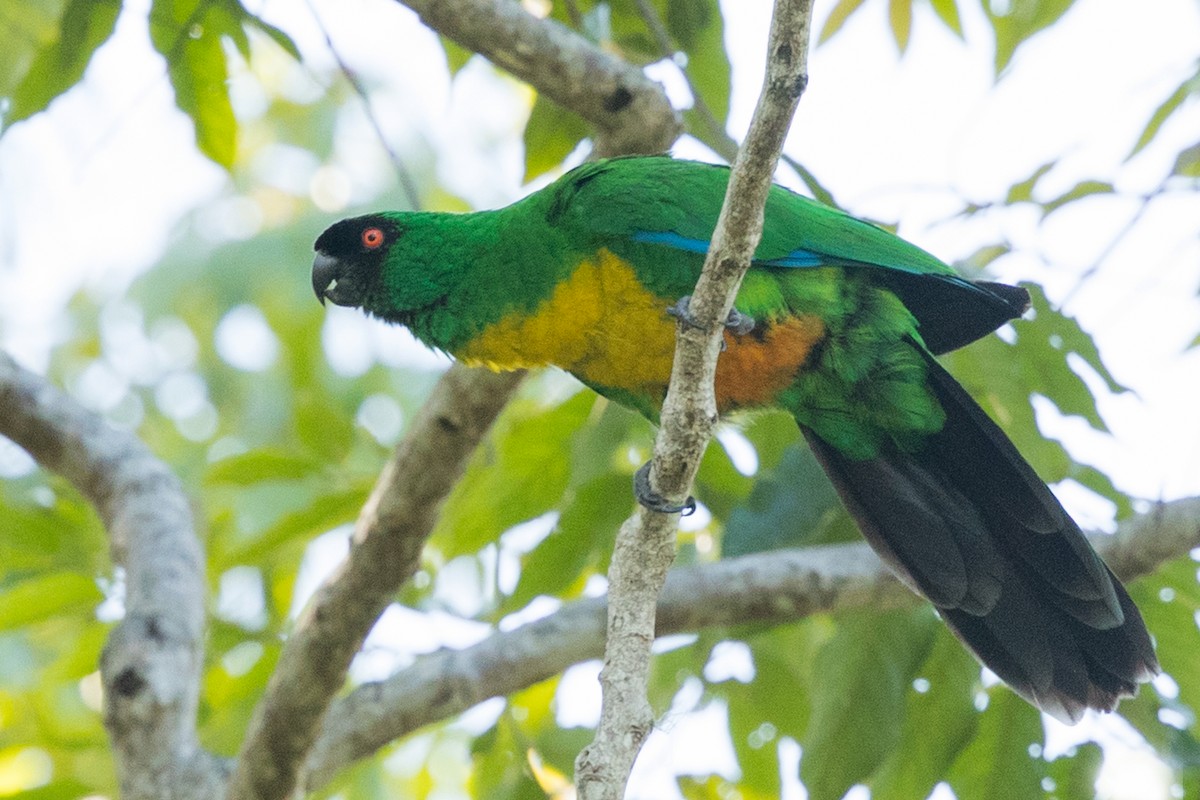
[820,0,1075,72]
[1,0,298,165]
[1,1,1199,799]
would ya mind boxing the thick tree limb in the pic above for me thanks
[396,0,682,156]
[573,4,813,797]
[0,353,215,800]
[225,365,521,800]
[304,497,1200,786]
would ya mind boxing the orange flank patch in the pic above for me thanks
[715,315,825,410]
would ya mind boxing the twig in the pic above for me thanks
[0,352,216,800]
[574,2,815,798]
[631,0,733,160]
[304,497,1200,787]
[303,0,422,210]
[225,365,523,800]
[1058,182,1166,310]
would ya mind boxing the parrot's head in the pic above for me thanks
[312,213,453,329]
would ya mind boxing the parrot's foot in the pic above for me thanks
[667,296,756,337]
[634,462,696,516]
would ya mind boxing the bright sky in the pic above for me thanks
[1,0,1199,798]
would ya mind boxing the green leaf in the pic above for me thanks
[1127,69,1200,160]
[149,0,240,167]
[523,94,589,182]
[470,716,544,800]
[985,0,1076,76]
[712,625,826,797]
[1047,742,1103,800]
[818,0,870,44]
[440,35,474,74]
[1130,560,1200,717]
[680,775,773,800]
[663,0,731,125]
[294,388,357,461]
[1022,285,1125,400]
[205,449,323,485]
[786,159,841,209]
[432,393,594,558]
[47,620,109,680]
[740,409,803,472]
[869,628,981,800]
[929,0,964,37]
[531,725,594,785]
[959,243,1012,273]
[244,13,301,60]
[8,780,96,800]
[693,431,753,520]
[946,690,1046,799]
[722,627,818,795]
[505,471,630,609]
[217,486,367,566]
[1172,142,1200,178]
[800,610,937,800]
[0,572,101,630]
[721,445,845,558]
[726,703,781,797]
[0,490,102,574]
[888,0,913,53]
[647,634,710,711]
[1040,180,1115,217]
[6,0,120,123]
[0,0,64,100]
[1005,159,1057,204]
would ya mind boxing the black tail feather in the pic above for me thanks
[800,346,1158,723]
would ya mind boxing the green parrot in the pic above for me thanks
[312,155,1156,723]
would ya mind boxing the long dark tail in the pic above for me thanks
[801,347,1158,723]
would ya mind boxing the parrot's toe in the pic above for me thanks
[667,295,756,337]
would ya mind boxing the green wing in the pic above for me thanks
[546,156,1028,353]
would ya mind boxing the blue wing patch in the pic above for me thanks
[632,230,832,268]
[631,230,711,254]
[761,251,834,268]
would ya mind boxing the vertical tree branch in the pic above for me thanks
[0,353,216,800]
[574,2,814,797]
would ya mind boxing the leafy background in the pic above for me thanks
[1,0,1199,798]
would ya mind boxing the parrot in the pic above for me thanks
[311,155,1157,723]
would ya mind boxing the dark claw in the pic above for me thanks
[666,296,705,331]
[666,295,756,337]
[724,308,756,336]
[633,461,696,516]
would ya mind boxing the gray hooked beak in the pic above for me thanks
[312,251,340,306]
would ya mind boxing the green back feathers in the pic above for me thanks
[545,156,954,277]
[542,157,1027,354]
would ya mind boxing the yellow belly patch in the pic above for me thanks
[457,249,677,392]
[458,249,826,411]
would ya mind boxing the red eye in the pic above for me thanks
[362,227,384,249]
